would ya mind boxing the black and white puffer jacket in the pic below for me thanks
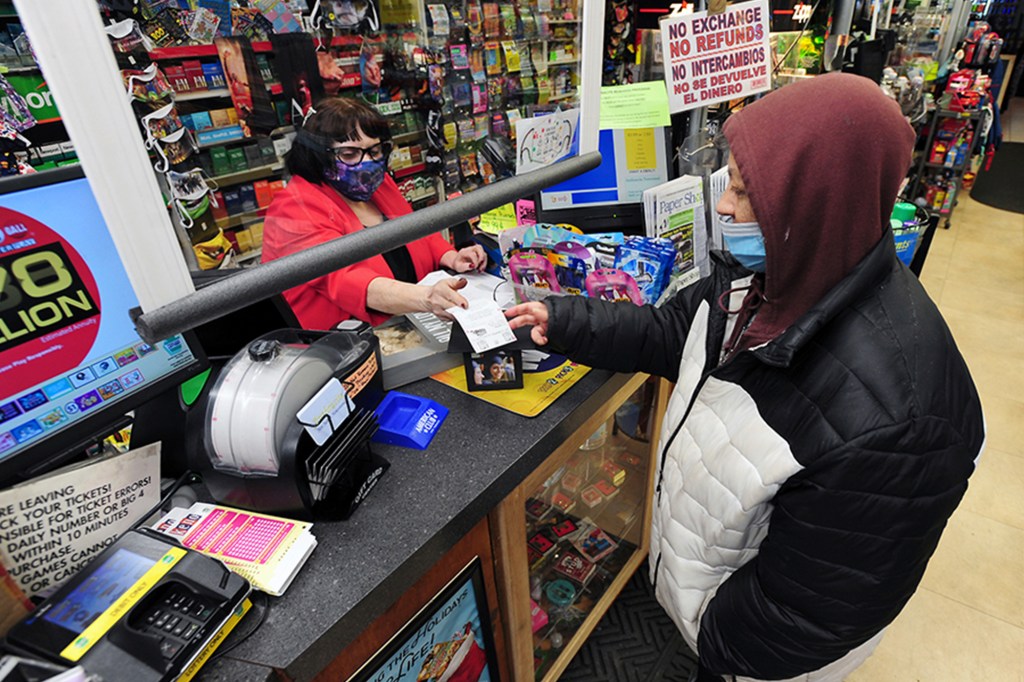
[544,236,985,681]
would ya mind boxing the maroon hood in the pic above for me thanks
[722,73,915,349]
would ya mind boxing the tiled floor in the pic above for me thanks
[847,98,1024,680]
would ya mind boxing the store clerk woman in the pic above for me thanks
[261,97,486,329]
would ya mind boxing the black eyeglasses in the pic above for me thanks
[329,141,393,167]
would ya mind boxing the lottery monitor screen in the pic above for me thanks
[0,167,206,488]
[536,127,670,233]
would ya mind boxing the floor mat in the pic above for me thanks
[561,561,698,682]
[970,141,1024,213]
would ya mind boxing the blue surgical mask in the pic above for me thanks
[324,157,386,202]
[720,215,766,272]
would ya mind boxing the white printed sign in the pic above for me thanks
[0,444,160,597]
[515,109,579,175]
[660,0,771,113]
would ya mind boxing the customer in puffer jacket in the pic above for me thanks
[506,73,985,682]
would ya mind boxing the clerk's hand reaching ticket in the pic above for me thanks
[505,302,549,346]
[426,278,470,320]
[439,244,488,273]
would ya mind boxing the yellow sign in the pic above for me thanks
[61,548,187,662]
[379,0,419,24]
[599,82,671,130]
[624,128,657,171]
[477,203,518,235]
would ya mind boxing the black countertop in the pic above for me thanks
[202,367,631,681]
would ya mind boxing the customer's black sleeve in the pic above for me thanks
[543,282,707,382]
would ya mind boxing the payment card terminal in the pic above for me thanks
[5,529,250,682]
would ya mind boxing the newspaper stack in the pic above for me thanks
[642,175,710,297]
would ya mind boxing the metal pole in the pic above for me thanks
[578,0,606,154]
[133,152,603,344]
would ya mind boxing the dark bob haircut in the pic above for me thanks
[286,97,392,184]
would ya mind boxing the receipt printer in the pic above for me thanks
[5,529,249,682]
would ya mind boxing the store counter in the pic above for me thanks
[199,367,643,681]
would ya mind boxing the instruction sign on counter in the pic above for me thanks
[0,443,160,597]
[660,0,771,112]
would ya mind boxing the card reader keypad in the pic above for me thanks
[136,586,217,659]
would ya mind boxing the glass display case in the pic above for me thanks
[491,374,669,682]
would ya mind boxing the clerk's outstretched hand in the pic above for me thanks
[505,302,549,346]
[441,245,488,273]
[425,277,469,320]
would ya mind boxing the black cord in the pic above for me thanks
[130,469,200,532]
[207,591,272,665]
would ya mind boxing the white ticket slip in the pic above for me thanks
[447,299,517,353]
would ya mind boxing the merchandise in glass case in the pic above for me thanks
[522,384,654,679]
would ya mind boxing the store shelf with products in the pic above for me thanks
[196,125,249,149]
[392,162,427,179]
[935,108,984,120]
[233,248,263,264]
[522,431,650,680]
[210,162,284,188]
[147,41,274,61]
[906,97,987,227]
[408,189,439,204]
[216,207,269,231]
[392,129,426,145]
[548,90,577,102]
[924,160,972,171]
[173,87,231,102]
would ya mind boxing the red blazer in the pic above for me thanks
[261,174,454,329]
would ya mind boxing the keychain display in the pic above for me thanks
[148,124,198,172]
[104,18,151,53]
[123,64,175,102]
[168,168,216,201]
[192,228,233,270]
[141,101,184,140]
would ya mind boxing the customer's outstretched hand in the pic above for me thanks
[506,302,549,346]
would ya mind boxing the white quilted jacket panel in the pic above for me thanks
[648,301,804,654]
